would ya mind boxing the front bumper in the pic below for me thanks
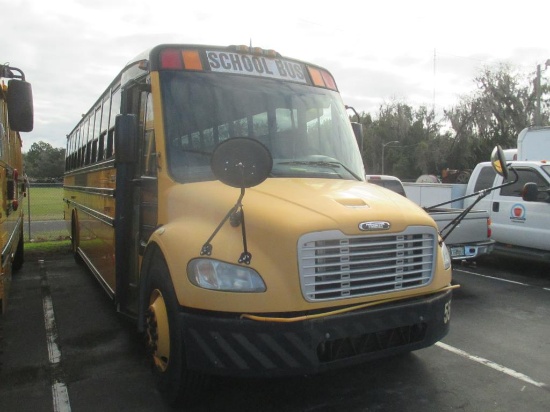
[179,289,452,377]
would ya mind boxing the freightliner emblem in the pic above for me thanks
[359,221,391,231]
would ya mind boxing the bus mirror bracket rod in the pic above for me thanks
[426,145,518,244]
[200,187,250,263]
[201,137,273,264]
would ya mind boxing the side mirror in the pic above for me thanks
[522,182,550,203]
[7,80,34,132]
[211,137,272,188]
[490,145,509,180]
[521,183,539,202]
[114,114,137,163]
[351,122,364,152]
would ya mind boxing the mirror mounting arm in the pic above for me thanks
[200,188,247,259]
[200,188,252,265]
[237,203,251,265]
[201,138,272,264]
[437,167,519,243]
[427,145,518,210]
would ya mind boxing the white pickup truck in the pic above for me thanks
[463,159,550,261]
[366,175,494,261]
[460,126,550,262]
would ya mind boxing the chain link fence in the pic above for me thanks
[23,183,68,242]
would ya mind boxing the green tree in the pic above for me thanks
[444,64,547,167]
[362,102,446,180]
[23,141,65,180]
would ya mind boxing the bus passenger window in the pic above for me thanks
[106,129,114,159]
[98,132,105,161]
[91,138,98,163]
[107,87,121,159]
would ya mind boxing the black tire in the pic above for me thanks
[144,255,206,407]
[12,227,24,271]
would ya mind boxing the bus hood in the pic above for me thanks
[159,178,444,313]
[164,177,435,235]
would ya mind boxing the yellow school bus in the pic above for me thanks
[0,64,33,314]
[63,44,453,405]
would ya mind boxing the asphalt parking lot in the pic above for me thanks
[1,251,549,411]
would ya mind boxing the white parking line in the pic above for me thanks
[436,342,548,390]
[40,260,72,412]
[454,268,529,286]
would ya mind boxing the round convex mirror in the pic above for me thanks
[490,145,509,180]
[211,138,272,188]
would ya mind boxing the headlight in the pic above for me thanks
[187,259,266,292]
[441,241,452,270]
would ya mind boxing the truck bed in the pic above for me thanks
[427,207,494,260]
[365,176,494,261]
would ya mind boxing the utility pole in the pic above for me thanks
[535,59,550,127]
[535,63,542,126]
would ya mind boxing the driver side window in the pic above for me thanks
[140,93,156,177]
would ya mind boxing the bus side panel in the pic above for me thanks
[64,167,117,297]
[78,212,116,294]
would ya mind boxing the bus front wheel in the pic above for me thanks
[144,257,205,406]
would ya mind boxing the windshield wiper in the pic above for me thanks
[277,160,361,180]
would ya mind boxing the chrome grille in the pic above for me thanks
[298,227,436,302]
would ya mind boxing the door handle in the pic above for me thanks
[492,202,500,212]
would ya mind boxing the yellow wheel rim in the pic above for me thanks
[147,289,171,372]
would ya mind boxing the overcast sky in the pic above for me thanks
[3,0,550,152]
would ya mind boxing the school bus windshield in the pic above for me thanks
[160,71,365,183]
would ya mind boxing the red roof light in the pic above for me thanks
[160,49,183,69]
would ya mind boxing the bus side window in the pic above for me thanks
[107,87,121,159]
[90,106,101,163]
[97,95,109,162]
[0,104,5,159]
[83,117,91,165]
[141,93,156,176]
[98,132,106,161]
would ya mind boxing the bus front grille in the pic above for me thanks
[298,227,436,302]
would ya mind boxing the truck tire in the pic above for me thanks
[144,255,206,407]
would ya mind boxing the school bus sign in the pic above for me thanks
[206,50,308,83]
